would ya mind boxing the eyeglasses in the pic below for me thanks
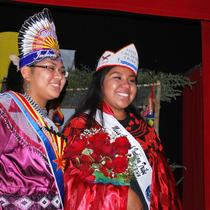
[31,65,69,78]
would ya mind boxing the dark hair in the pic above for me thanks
[6,62,24,93]
[67,66,140,128]
[69,66,110,127]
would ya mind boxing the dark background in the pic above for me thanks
[0,2,202,196]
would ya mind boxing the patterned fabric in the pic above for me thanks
[119,113,182,209]
[63,112,182,210]
[118,112,163,154]
[0,93,62,209]
[0,195,60,210]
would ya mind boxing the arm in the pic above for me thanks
[0,109,12,155]
[127,187,144,210]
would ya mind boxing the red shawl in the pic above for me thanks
[63,112,182,210]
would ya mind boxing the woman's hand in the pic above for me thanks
[127,188,144,210]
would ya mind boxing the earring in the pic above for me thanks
[26,83,30,92]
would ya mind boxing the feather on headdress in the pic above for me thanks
[18,8,61,69]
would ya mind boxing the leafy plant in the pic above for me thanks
[138,68,196,102]
[67,65,93,89]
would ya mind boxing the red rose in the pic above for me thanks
[90,151,101,162]
[112,156,128,173]
[80,154,93,164]
[90,132,109,145]
[88,143,102,155]
[116,147,129,155]
[114,136,131,148]
[88,132,110,155]
[101,142,115,156]
[67,138,86,157]
[97,132,110,141]
[104,159,112,169]
[113,137,130,156]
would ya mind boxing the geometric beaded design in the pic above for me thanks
[0,196,10,207]
[38,196,50,208]
[0,195,61,209]
[51,195,61,208]
[14,197,34,210]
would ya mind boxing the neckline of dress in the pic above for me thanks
[118,113,130,127]
[23,93,48,118]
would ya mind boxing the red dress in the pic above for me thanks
[63,112,182,210]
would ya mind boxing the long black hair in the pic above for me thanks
[6,62,23,93]
[67,66,140,128]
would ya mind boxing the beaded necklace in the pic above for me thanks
[23,93,59,133]
[23,93,48,118]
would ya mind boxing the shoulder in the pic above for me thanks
[69,113,89,128]
[0,91,12,103]
[127,112,157,134]
[63,113,88,136]
[128,112,147,125]
[0,91,20,113]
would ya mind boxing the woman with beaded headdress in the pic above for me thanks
[0,8,68,209]
[63,44,182,210]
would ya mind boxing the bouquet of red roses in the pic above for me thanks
[66,128,135,185]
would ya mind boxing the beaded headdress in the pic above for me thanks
[96,43,139,75]
[18,8,61,69]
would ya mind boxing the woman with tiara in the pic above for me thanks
[0,8,67,209]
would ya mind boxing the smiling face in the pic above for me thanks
[102,66,137,120]
[21,57,67,108]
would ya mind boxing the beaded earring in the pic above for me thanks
[26,82,30,92]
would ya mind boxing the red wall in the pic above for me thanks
[15,0,210,20]
[202,21,210,210]
[183,67,204,210]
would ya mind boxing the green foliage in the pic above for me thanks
[67,66,93,89]
[138,68,196,102]
[66,66,196,102]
